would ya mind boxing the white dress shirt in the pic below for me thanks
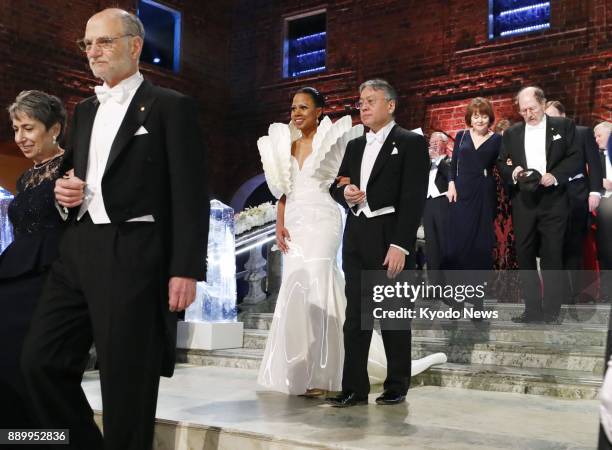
[524,115,548,177]
[351,120,408,255]
[354,120,396,218]
[78,71,145,223]
[427,155,447,198]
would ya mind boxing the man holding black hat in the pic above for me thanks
[497,86,581,323]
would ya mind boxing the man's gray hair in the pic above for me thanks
[515,86,546,104]
[120,10,145,39]
[595,121,612,133]
[430,131,448,142]
[359,79,398,103]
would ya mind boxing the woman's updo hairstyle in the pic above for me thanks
[295,86,326,109]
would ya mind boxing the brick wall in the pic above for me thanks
[0,0,610,201]
[227,0,612,196]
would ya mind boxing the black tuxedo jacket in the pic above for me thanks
[497,115,581,192]
[433,156,451,194]
[330,124,429,251]
[574,125,603,192]
[63,80,209,376]
[64,80,209,280]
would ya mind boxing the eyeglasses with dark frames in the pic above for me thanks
[76,34,135,52]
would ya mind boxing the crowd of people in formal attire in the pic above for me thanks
[255,81,612,443]
[424,91,612,323]
[1,6,612,450]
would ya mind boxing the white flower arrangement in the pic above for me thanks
[234,201,277,235]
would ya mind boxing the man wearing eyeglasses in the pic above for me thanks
[496,86,580,324]
[326,79,429,407]
[20,8,208,450]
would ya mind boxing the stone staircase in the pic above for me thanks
[177,302,610,400]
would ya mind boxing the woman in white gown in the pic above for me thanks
[256,87,445,396]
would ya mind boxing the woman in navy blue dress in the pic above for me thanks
[445,97,501,271]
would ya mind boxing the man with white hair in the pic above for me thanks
[423,132,451,279]
[497,86,580,323]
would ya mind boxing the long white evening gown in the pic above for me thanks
[256,116,445,394]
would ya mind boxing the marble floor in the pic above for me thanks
[83,364,600,450]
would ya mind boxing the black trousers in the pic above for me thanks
[563,178,590,301]
[0,272,47,448]
[423,196,449,273]
[511,188,568,317]
[341,213,412,397]
[21,216,165,450]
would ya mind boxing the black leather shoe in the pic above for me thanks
[511,312,542,323]
[325,392,368,408]
[375,391,406,405]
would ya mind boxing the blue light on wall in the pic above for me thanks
[138,0,181,72]
[489,0,550,39]
[284,12,326,78]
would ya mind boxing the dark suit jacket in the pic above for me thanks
[63,79,209,376]
[330,124,429,251]
[574,125,603,193]
[433,156,451,194]
[497,115,581,193]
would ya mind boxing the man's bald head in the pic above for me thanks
[516,86,547,126]
[83,8,144,87]
[88,8,145,39]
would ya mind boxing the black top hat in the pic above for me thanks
[516,169,542,192]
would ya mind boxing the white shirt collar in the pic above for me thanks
[98,71,144,94]
[525,115,547,131]
[376,119,395,142]
[369,120,396,142]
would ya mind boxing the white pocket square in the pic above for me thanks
[391,147,399,155]
[134,126,148,136]
[552,134,562,141]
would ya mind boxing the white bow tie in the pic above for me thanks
[366,131,384,144]
[94,85,129,105]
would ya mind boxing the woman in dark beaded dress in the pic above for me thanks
[0,90,67,428]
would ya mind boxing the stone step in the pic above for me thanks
[486,303,610,325]
[241,314,608,347]
[241,329,605,374]
[176,348,601,400]
[178,347,262,370]
[412,363,602,400]
[412,338,605,374]
[411,321,608,346]
[240,303,611,330]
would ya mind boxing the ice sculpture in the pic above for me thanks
[185,199,237,322]
[0,186,14,253]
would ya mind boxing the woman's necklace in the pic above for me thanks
[33,149,64,169]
